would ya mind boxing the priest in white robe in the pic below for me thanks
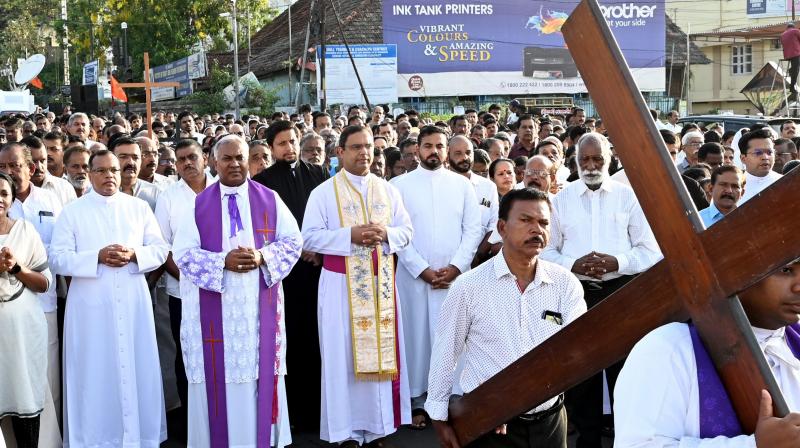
[172,135,302,448]
[391,126,483,418]
[738,128,782,203]
[302,125,413,445]
[614,259,800,447]
[50,149,169,448]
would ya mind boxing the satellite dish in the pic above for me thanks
[14,54,45,86]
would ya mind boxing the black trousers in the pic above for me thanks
[568,275,634,448]
[168,295,188,442]
[6,415,41,448]
[468,405,567,448]
[790,56,800,93]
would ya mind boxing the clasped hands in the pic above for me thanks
[351,223,388,247]
[421,265,460,290]
[224,246,264,273]
[572,251,619,279]
[98,244,136,267]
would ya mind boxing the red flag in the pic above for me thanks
[110,74,128,102]
[30,76,43,89]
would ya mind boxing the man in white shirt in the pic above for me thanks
[447,135,499,266]
[0,142,64,445]
[110,136,161,211]
[427,188,585,448]
[67,112,97,148]
[177,111,206,143]
[614,259,800,448]
[50,149,169,447]
[658,110,682,134]
[540,132,661,448]
[393,126,483,426]
[738,128,783,203]
[154,139,211,442]
[24,136,77,206]
[136,136,175,191]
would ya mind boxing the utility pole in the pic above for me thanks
[61,0,70,86]
[295,0,315,108]
[288,0,293,105]
[319,0,326,111]
[122,21,129,115]
[232,0,241,119]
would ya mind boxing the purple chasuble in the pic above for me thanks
[195,179,279,447]
[690,322,800,438]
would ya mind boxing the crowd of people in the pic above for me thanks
[0,99,798,448]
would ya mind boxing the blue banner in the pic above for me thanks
[382,0,665,75]
[151,57,192,100]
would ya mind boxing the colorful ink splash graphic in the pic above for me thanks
[525,6,569,35]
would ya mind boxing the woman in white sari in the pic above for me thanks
[0,171,52,448]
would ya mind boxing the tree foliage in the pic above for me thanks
[0,0,277,97]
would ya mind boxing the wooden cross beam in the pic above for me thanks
[118,52,180,140]
[446,0,800,444]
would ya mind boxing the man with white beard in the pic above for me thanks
[540,132,661,448]
[63,146,91,197]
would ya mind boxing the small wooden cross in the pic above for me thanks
[446,0,800,444]
[118,52,180,140]
[203,322,224,417]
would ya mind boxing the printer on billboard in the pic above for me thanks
[522,46,579,79]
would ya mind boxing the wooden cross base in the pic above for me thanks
[118,52,180,140]
[447,1,800,445]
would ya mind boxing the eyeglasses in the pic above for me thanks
[90,167,121,175]
[748,148,774,157]
[159,159,177,165]
[684,142,702,148]
[524,169,552,178]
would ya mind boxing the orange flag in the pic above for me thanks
[30,76,43,89]
[110,74,128,102]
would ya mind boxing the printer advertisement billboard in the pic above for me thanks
[382,0,665,96]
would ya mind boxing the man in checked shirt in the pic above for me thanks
[426,187,586,448]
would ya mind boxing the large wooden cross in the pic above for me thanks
[118,52,180,140]
[447,0,800,444]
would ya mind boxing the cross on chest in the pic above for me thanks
[203,322,224,417]
[256,212,275,246]
[446,1,800,444]
[117,52,180,140]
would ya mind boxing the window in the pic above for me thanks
[731,44,753,75]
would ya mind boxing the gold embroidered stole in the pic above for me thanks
[332,171,398,381]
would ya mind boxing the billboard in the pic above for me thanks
[149,52,207,101]
[746,0,800,17]
[315,44,398,105]
[382,0,666,96]
[83,60,99,86]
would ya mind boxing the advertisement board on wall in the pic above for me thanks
[382,0,665,96]
[315,44,398,105]
[746,0,799,17]
[149,52,207,101]
[83,60,99,86]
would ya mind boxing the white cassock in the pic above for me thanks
[50,191,169,448]
[614,322,800,447]
[740,171,782,204]
[391,167,483,398]
[301,171,413,444]
[172,181,302,448]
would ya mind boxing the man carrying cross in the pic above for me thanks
[172,135,302,447]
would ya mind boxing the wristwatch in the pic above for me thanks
[9,263,21,275]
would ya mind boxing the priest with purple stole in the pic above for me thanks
[302,125,413,446]
[172,135,302,448]
[614,259,800,447]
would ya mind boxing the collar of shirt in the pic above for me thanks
[417,165,445,178]
[88,189,120,204]
[220,180,248,197]
[343,169,369,187]
[702,202,724,219]
[574,177,615,196]
[745,170,782,184]
[753,326,800,371]
[493,249,553,289]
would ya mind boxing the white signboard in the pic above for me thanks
[316,44,398,105]
[83,60,99,86]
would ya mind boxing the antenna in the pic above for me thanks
[14,54,45,89]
